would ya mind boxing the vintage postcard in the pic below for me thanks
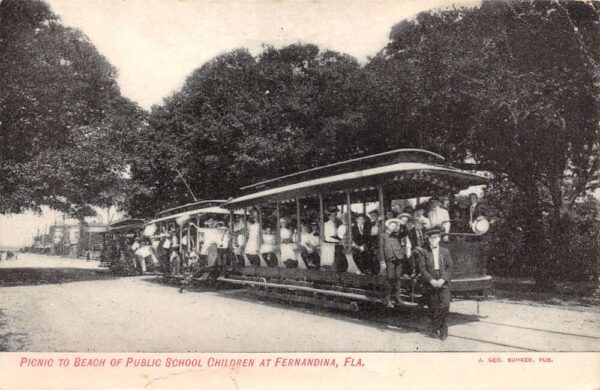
[1,0,599,388]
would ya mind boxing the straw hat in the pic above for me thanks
[384,218,402,230]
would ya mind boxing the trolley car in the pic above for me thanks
[101,218,146,274]
[144,200,241,277]
[217,149,491,310]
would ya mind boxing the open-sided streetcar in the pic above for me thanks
[143,200,242,277]
[214,149,491,310]
[101,218,146,274]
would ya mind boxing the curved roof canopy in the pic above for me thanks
[148,206,241,225]
[224,150,487,209]
[240,148,444,193]
[155,200,227,219]
[108,218,146,232]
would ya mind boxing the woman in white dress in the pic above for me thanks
[280,218,298,267]
[337,214,349,241]
[244,212,261,267]
[260,226,278,267]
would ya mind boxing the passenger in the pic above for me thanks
[324,206,347,272]
[324,206,341,243]
[130,237,141,271]
[414,227,453,341]
[441,197,451,211]
[451,207,470,233]
[368,209,381,236]
[202,218,223,267]
[217,218,232,267]
[260,225,278,267]
[233,215,245,266]
[468,193,487,227]
[402,206,415,230]
[310,221,322,269]
[397,211,413,276]
[351,214,373,274]
[157,234,169,274]
[244,211,261,267]
[337,213,349,240]
[385,210,397,220]
[397,211,412,241]
[391,203,403,216]
[413,205,431,230]
[427,196,451,239]
[408,216,427,248]
[300,221,320,269]
[180,227,189,252]
[169,246,182,276]
[382,218,406,307]
[310,221,320,239]
[169,227,179,248]
[280,217,297,268]
[131,237,146,273]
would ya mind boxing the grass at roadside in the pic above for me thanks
[0,267,114,287]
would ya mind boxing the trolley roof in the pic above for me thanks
[154,200,227,219]
[108,218,146,232]
[224,151,488,208]
[148,205,241,225]
[240,148,444,193]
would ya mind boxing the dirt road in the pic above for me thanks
[1,254,599,352]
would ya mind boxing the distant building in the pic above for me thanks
[79,223,108,259]
[32,233,51,253]
[48,222,107,258]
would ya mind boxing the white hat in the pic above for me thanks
[385,218,402,230]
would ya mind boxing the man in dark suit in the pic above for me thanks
[382,218,406,306]
[414,227,453,341]
[407,217,427,276]
[351,214,373,274]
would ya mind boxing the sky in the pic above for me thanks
[45,0,479,109]
[0,0,481,248]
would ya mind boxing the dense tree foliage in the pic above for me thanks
[0,0,146,218]
[126,45,367,217]
[364,0,600,285]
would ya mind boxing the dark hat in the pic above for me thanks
[368,209,379,215]
[403,206,415,214]
[326,206,339,214]
[426,227,445,237]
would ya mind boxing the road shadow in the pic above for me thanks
[491,289,600,309]
[138,276,484,343]
[180,283,482,341]
[140,275,246,293]
[0,267,115,287]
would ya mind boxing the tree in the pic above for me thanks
[365,0,600,285]
[126,44,367,217]
[0,0,146,218]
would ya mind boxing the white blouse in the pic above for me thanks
[324,220,339,243]
[244,222,260,255]
[260,233,276,253]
